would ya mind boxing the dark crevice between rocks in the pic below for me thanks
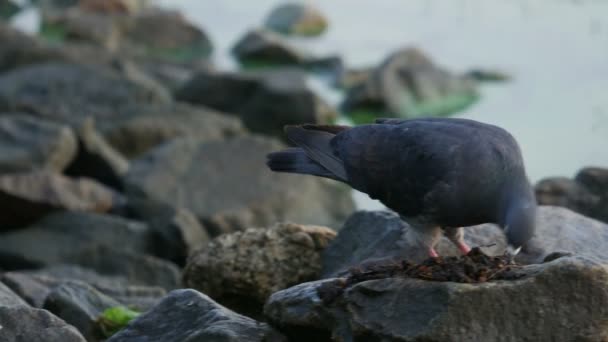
[318,247,525,305]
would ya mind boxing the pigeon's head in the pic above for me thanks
[503,199,537,251]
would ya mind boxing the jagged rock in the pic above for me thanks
[0,306,86,341]
[124,135,354,236]
[342,47,478,121]
[65,118,129,190]
[264,3,328,37]
[0,114,78,173]
[536,167,608,223]
[0,211,151,267]
[95,102,245,158]
[0,62,169,125]
[108,289,286,342]
[183,222,335,307]
[322,210,505,277]
[175,69,337,138]
[124,197,209,265]
[0,171,123,228]
[265,256,608,341]
[44,281,122,341]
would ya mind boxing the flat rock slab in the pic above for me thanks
[108,289,286,342]
[0,306,86,342]
[125,135,354,236]
[265,256,608,341]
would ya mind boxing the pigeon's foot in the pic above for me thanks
[457,241,472,255]
[429,248,439,258]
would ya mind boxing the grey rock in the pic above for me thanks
[0,306,86,342]
[183,223,336,306]
[0,211,152,267]
[322,210,505,277]
[342,47,478,119]
[0,23,64,72]
[232,28,308,66]
[0,114,77,174]
[264,3,328,37]
[175,69,337,138]
[44,281,122,341]
[125,197,209,265]
[0,0,20,19]
[65,118,129,190]
[125,135,355,236]
[96,102,245,159]
[0,62,169,125]
[0,281,28,307]
[536,166,608,223]
[2,272,58,307]
[266,257,608,341]
[108,289,286,342]
[0,171,123,228]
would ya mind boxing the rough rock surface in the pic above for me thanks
[322,210,505,277]
[265,256,608,341]
[125,135,354,236]
[232,28,309,66]
[108,289,286,342]
[65,118,129,190]
[96,102,244,158]
[175,69,337,138]
[44,281,122,341]
[0,171,123,228]
[0,280,28,307]
[183,222,336,305]
[342,47,478,120]
[536,167,608,223]
[0,306,86,342]
[0,114,78,173]
[264,3,328,37]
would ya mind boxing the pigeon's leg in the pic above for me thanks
[401,223,443,258]
[444,227,471,255]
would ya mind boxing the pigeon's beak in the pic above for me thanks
[505,245,521,264]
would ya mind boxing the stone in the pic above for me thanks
[64,118,129,190]
[322,210,505,277]
[124,197,209,265]
[0,171,123,228]
[175,69,337,138]
[0,114,77,173]
[95,102,245,159]
[536,167,608,223]
[0,211,152,268]
[264,3,328,37]
[342,47,478,121]
[0,62,169,125]
[44,281,122,341]
[107,289,286,342]
[0,280,27,307]
[0,0,20,19]
[265,256,608,341]
[124,135,355,236]
[183,222,336,306]
[2,272,58,307]
[0,306,86,342]
[232,28,308,66]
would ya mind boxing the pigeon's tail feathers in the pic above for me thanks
[283,125,349,181]
[266,148,344,181]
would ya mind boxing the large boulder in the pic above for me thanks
[108,289,286,342]
[44,281,122,341]
[0,114,77,173]
[183,222,335,308]
[124,135,355,236]
[264,3,328,37]
[175,69,337,138]
[0,306,86,342]
[536,167,608,224]
[342,47,478,122]
[0,171,122,228]
[265,256,608,341]
[95,102,245,159]
[0,62,169,125]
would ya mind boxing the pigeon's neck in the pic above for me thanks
[498,174,536,226]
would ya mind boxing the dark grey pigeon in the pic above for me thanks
[266,118,536,257]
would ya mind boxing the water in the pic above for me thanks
[12,1,608,209]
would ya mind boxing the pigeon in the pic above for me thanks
[266,118,537,257]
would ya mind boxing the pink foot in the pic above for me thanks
[457,242,471,255]
[429,248,439,258]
